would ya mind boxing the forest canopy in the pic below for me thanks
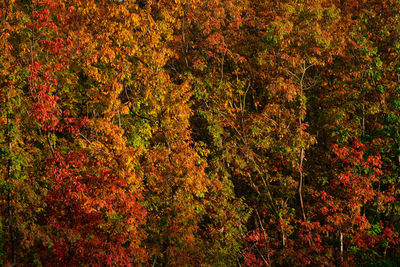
[1,0,400,265]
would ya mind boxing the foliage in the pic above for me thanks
[0,0,400,265]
